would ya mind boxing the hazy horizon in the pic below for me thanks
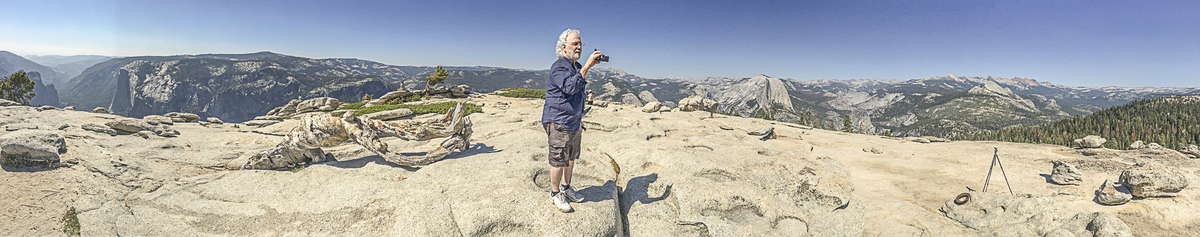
[2,0,1197,88]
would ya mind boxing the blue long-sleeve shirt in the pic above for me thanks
[542,56,587,131]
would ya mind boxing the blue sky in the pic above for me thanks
[2,0,1197,87]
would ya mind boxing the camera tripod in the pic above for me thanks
[982,147,1014,195]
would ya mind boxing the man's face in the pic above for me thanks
[564,33,582,61]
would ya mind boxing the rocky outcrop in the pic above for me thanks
[91,107,108,114]
[1096,179,1131,205]
[0,130,67,165]
[678,95,718,113]
[81,123,118,135]
[265,97,341,118]
[1073,135,1107,148]
[1179,144,1200,158]
[1118,164,1190,198]
[1050,160,1083,185]
[0,99,20,106]
[164,112,200,122]
[941,192,1134,236]
[104,118,179,137]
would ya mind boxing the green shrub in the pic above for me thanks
[353,101,482,117]
[495,88,545,99]
[63,207,80,237]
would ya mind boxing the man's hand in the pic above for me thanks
[584,50,603,69]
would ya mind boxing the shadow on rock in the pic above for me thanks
[621,173,671,214]
[447,143,500,159]
[322,154,417,171]
[1039,174,1053,184]
[578,180,617,203]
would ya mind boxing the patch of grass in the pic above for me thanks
[340,102,366,110]
[291,166,305,173]
[353,102,482,117]
[382,94,428,105]
[63,207,80,237]
[495,88,546,99]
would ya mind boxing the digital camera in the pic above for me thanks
[594,49,609,62]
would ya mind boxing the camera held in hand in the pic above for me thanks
[594,49,609,62]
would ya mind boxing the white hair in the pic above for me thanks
[556,29,580,58]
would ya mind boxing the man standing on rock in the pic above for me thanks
[543,28,603,212]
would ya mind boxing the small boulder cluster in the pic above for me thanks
[1054,136,1192,206]
[638,95,718,113]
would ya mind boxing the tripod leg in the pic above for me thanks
[983,154,997,193]
[997,154,1014,195]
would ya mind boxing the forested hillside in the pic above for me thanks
[955,95,1200,150]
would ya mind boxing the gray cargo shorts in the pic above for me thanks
[543,122,581,167]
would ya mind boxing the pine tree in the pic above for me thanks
[0,71,37,105]
[423,65,449,94]
[841,114,855,133]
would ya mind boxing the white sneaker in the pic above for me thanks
[561,185,584,202]
[550,192,573,213]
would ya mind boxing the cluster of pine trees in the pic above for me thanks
[955,95,1200,150]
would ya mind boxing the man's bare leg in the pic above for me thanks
[550,167,563,193]
[562,160,574,187]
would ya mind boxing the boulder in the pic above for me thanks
[1073,135,1106,148]
[0,130,67,164]
[243,120,281,127]
[1147,142,1165,150]
[91,107,109,114]
[911,138,931,143]
[164,112,201,122]
[136,130,155,138]
[1050,160,1083,185]
[1096,179,1131,205]
[143,115,174,125]
[253,115,284,121]
[0,99,20,106]
[360,108,413,121]
[105,118,156,133]
[1179,144,1200,158]
[207,117,224,124]
[81,123,118,135]
[678,95,718,113]
[641,101,662,113]
[36,105,57,111]
[1057,212,1133,237]
[1129,140,1145,149]
[63,106,76,111]
[1118,164,1190,198]
[450,85,471,97]
[153,125,180,137]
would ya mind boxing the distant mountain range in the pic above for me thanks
[6,50,1199,136]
